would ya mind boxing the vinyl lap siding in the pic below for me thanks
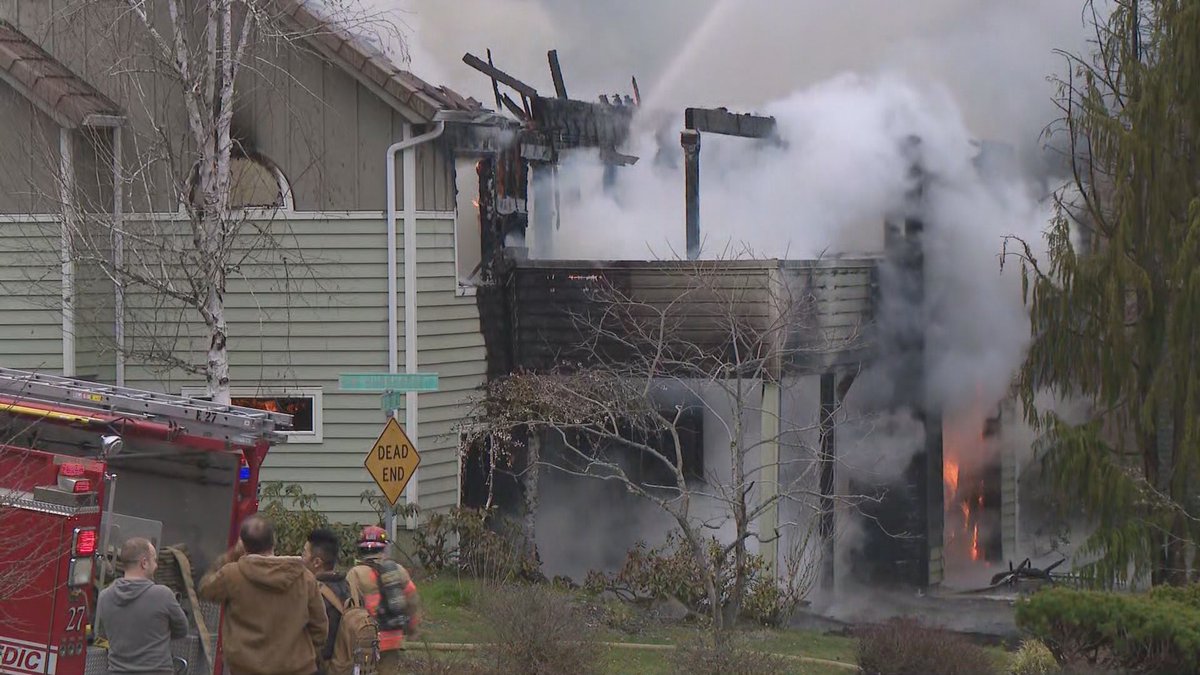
[117,215,482,523]
[0,220,64,372]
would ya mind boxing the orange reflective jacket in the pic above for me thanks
[347,562,419,651]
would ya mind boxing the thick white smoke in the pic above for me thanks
[376,0,1095,583]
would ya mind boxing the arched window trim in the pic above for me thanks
[181,148,294,215]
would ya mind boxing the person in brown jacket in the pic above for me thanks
[199,515,327,675]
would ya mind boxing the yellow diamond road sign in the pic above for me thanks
[364,417,421,505]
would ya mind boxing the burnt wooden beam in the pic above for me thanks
[681,129,701,260]
[486,49,503,109]
[464,52,540,100]
[599,148,639,166]
[684,107,776,139]
[548,49,568,99]
[500,93,528,121]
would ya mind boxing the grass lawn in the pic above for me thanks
[408,575,860,674]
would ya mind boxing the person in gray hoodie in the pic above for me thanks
[95,538,189,675]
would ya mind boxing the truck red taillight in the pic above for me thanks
[69,527,97,587]
[74,528,97,556]
[58,462,93,493]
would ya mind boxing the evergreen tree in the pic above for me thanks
[1009,0,1200,585]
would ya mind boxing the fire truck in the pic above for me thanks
[0,368,291,675]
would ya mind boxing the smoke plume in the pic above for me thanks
[379,0,1097,583]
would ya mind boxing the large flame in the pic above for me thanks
[943,387,992,569]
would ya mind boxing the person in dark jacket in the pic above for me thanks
[302,528,349,668]
[95,538,189,675]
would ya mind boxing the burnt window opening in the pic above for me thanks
[181,387,322,444]
[187,148,291,210]
[229,396,314,433]
[567,407,705,489]
[636,407,705,487]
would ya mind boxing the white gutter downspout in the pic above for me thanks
[112,126,125,386]
[59,128,76,377]
[385,121,445,534]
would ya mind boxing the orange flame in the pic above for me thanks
[944,459,959,498]
[944,384,993,569]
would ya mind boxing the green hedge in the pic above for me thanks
[1015,585,1200,674]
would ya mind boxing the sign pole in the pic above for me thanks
[342,372,436,539]
[384,390,396,540]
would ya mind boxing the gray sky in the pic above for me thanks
[388,0,1093,150]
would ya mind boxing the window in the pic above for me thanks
[453,157,483,295]
[637,407,705,486]
[187,150,293,211]
[181,386,323,444]
[579,407,705,488]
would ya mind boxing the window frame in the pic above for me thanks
[180,385,323,444]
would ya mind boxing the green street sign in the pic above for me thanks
[381,390,404,412]
[339,372,439,393]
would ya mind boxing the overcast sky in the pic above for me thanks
[383,0,1094,150]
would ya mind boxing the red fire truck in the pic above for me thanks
[0,368,291,675]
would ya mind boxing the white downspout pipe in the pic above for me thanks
[59,128,76,377]
[385,121,445,534]
[112,126,125,386]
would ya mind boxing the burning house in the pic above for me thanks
[450,50,1059,598]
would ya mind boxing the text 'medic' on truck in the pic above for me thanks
[0,368,291,675]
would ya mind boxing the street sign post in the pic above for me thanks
[380,390,404,412]
[339,372,439,393]
[364,417,422,505]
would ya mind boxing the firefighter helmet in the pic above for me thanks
[358,525,389,551]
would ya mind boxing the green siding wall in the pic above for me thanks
[115,214,482,523]
[0,219,63,372]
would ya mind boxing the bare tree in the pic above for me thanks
[39,0,402,402]
[464,258,866,630]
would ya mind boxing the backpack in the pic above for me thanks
[365,560,419,634]
[318,582,379,675]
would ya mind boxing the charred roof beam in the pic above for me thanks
[682,107,778,259]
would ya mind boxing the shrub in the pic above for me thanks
[476,584,600,675]
[259,482,359,563]
[594,598,648,635]
[400,505,540,582]
[1148,582,1200,609]
[1009,639,1058,675]
[856,618,999,675]
[670,634,790,675]
[584,531,803,626]
[1015,586,1200,674]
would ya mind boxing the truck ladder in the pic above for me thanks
[0,367,291,446]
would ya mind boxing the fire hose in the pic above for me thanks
[163,546,214,671]
[400,641,857,670]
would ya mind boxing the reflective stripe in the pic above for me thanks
[378,629,404,651]
[361,587,405,649]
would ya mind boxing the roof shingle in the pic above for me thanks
[0,19,123,128]
[273,0,482,121]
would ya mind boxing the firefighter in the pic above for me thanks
[199,515,328,675]
[95,538,188,675]
[346,526,420,674]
